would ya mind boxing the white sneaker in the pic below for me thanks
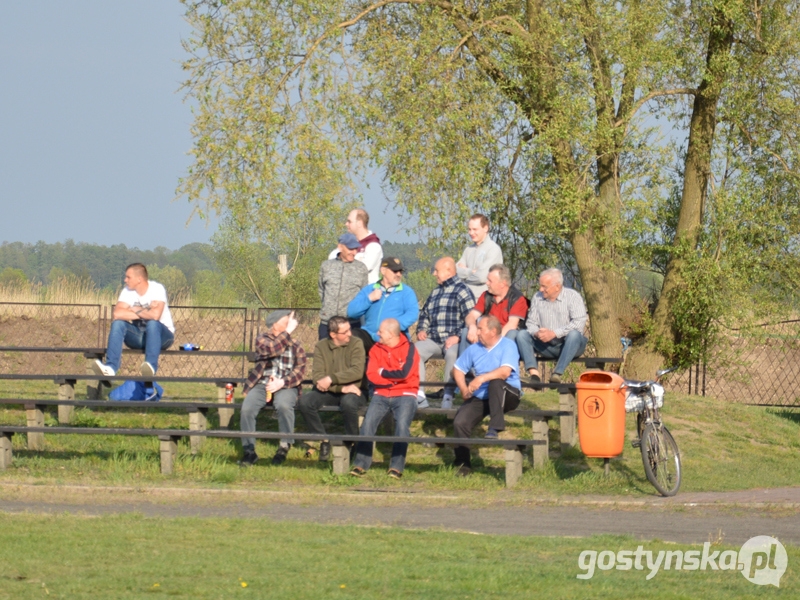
[92,360,115,377]
[440,396,454,410]
[140,362,156,377]
[416,393,430,409]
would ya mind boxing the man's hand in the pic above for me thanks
[368,288,383,302]
[466,324,479,344]
[316,376,333,392]
[468,374,484,394]
[286,311,299,335]
[444,335,460,350]
[341,383,362,396]
[535,328,556,343]
[460,385,473,400]
[417,330,428,342]
[266,377,285,393]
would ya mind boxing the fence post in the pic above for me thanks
[57,382,75,424]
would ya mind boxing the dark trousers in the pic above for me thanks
[297,388,366,438]
[453,379,521,467]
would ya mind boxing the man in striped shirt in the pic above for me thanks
[516,268,588,384]
[415,257,475,409]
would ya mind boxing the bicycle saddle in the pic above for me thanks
[623,379,651,392]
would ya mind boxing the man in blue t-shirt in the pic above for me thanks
[451,314,522,476]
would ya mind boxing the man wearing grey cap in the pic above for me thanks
[318,233,369,340]
[240,309,307,466]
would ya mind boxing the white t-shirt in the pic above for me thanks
[118,280,175,333]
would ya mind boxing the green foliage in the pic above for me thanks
[147,264,190,298]
[0,267,27,288]
[404,268,436,305]
[179,0,800,363]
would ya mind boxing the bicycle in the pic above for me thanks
[623,367,682,496]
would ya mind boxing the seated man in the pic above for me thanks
[239,310,307,467]
[350,318,420,479]
[416,257,475,409]
[516,268,588,384]
[451,315,522,476]
[297,315,366,461]
[347,256,419,352]
[92,263,174,378]
[460,263,528,356]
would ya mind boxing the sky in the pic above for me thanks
[0,1,411,251]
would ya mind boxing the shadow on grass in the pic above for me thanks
[768,407,800,425]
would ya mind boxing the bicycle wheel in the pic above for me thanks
[640,423,681,496]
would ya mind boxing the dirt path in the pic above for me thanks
[2,483,799,545]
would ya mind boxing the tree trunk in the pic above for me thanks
[648,10,734,366]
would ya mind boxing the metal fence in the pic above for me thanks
[1,302,798,405]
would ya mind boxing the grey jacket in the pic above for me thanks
[318,257,368,324]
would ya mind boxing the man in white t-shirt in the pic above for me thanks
[328,208,383,283]
[92,263,175,377]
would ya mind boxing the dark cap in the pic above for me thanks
[265,309,291,329]
[381,257,404,272]
[338,233,360,250]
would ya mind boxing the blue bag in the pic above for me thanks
[109,380,164,402]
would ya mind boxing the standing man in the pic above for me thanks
[347,257,419,350]
[461,263,529,360]
[239,310,307,467]
[297,316,366,462]
[451,316,522,476]
[456,213,503,298]
[92,263,174,377]
[516,268,588,384]
[415,257,475,409]
[328,208,383,283]
[350,318,420,479]
[319,233,369,340]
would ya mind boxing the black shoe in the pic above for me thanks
[525,373,541,384]
[319,441,331,462]
[549,373,562,384]
[456,465,472,477]
[271,446,289,466]
[239,451,258,467]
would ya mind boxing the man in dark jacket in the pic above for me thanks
[297,315,366,461]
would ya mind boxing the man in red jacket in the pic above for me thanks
[349,318,420,479]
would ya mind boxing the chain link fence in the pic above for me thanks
[1,302,798,405]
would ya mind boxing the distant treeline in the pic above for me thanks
[0,239,436,291]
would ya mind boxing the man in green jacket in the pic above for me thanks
[297,315,366,461]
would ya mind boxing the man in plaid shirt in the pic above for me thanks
[415,257,475,409]
[240,309,307,467]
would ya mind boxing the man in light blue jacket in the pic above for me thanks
[347,257,419,352]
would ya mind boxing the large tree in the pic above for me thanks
[180,0,800,374]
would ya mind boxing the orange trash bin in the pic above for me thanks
[576,371,626,458]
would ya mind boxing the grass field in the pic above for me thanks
[0,382,799,496]
[0,513,797,599]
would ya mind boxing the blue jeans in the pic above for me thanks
[515,329,587,375]
[241,384,298,450]
[105,319,174,373]
[353,394,417,473]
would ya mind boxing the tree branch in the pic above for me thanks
[614,88,697,127]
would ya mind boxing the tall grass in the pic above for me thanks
[0,277,194,306]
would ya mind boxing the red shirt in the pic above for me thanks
[367,335,420,397]
[474,292,528,326]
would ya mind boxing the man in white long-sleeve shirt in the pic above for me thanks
[328,208,383,283]
[456,214,503,298]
